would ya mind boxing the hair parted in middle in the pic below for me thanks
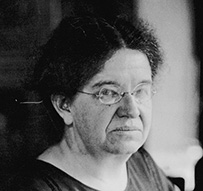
[31,16,163,103]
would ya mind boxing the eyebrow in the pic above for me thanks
[138,80,153,85]
[91,79,152,89]
[92,80,120,89]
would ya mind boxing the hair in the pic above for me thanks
[28,16,163,146]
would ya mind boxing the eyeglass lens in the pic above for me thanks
[98,83,153,105]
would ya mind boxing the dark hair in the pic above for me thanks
[32,16,163,102]
[29,16,163,146]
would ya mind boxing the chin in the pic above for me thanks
[106,141,143,156]
[122,142,143,154]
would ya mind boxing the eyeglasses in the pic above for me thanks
[78,83,156,105]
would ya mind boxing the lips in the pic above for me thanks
[112,126,141,132]
[112,119,143,132]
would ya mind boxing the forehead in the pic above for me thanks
[88,48,152,88]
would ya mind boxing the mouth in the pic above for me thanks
[112,126,141,132]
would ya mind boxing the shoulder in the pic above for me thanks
[6,159,97,191]
[128,147,176,191]
[128,147,159,173]
[6,159,73,191]
[6,160,54,191]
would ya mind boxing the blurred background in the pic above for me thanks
[0,0,202,190]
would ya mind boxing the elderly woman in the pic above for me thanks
[7,16,179,191]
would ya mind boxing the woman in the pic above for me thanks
[7,16,179,191]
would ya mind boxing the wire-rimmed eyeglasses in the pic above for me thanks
[78,83,156,105]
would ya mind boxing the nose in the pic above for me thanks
[116,93,140,118]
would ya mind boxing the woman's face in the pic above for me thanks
[61,48,153,158]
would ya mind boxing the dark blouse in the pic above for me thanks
[6,148,175,191]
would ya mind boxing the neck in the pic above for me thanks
[38,139,130,191]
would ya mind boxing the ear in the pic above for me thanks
[51,95,73,126]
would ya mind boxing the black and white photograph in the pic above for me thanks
[0,1,202,191]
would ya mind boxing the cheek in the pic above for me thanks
[143,105,152,122]
[141,105,152,136]
[72,100,115,136]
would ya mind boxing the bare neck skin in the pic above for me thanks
[38,131,131,191]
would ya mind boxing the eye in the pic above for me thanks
[98,87,120,104]
[136,88,147,96]
[133,84,151,98]
[100,88,118,98]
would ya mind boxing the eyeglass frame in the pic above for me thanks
[77,82,156,105]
